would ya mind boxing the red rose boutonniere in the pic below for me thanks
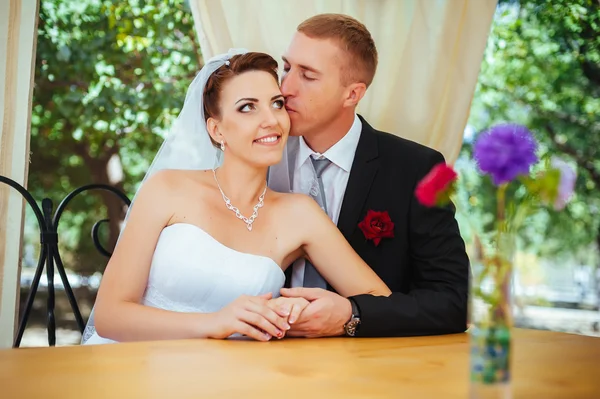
[358,210,395,246]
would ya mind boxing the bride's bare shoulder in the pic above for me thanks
[145,169,214,191]
[270,191,322,218]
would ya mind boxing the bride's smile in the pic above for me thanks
[253,133,282,146]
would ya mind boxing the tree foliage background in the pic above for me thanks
[25,0,200,275]
[457,0,599,271]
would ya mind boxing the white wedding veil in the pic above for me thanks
[81,48,249,344]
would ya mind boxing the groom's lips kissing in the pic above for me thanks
[253,133,282,146]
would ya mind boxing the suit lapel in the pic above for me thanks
[337,116,379,240]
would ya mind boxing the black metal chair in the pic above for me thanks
[0,175,130,347]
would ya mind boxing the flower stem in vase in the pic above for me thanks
[469,185,514,398]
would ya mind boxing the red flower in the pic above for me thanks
[358,210,395,246]
[415,163,458,207]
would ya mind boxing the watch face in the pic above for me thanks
[345,318,360,336]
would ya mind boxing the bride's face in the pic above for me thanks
[208,70,290,167]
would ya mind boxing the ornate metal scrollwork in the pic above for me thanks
[0,176,130,347]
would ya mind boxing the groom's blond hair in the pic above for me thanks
[297,13,378,87]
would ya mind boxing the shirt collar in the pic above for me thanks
[295,114,362,173]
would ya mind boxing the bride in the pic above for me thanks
[82,50,391,345]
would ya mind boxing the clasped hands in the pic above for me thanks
[210,288,352,341]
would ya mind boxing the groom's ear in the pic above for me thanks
[342,82,367,108]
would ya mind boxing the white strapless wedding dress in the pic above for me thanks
[82,223,286,344]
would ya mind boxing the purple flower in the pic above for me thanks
[473,124,538,185]
[550,156,576,210]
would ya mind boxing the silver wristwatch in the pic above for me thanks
[343,299,361,337]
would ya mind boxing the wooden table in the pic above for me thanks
[1,328,598,398]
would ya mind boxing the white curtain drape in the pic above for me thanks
[0,0,39,348]
[189,0,497,163]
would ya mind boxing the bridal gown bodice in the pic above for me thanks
[82,223,286,344]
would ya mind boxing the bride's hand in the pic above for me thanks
[209,293,290,341]
[267,297,310,325]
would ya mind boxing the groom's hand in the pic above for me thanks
[279,288,352,338]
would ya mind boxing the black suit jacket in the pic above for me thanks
[329,115,469,337]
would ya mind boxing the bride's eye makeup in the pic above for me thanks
[237,95,284,113]
[238,103,255,113]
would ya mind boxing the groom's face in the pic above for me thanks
[281,32,348,137]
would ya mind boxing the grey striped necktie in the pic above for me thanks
[302,157,332,288]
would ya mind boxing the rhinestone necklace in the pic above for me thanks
[212,168,266,231]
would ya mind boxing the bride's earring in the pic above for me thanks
[220,141,225,152]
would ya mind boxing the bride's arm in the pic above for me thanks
[94,171,207,341]
[290,195,392,298]
[94,171,287,342]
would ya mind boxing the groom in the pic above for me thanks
[269,14,470,337]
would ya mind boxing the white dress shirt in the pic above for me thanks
[290,114,363,287]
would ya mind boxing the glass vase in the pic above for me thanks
[469,234,515,399]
